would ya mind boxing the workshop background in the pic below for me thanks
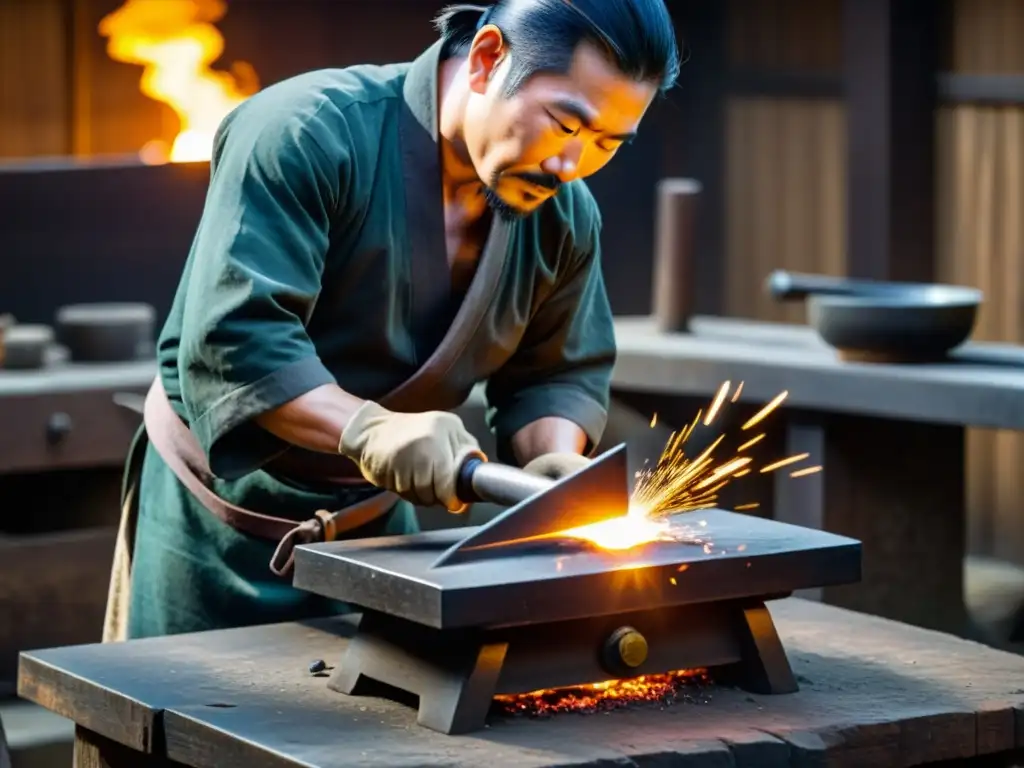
[2,0,1024,764]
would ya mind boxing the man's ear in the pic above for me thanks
[467,26,506,95]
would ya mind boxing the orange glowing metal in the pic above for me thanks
[559,514,672,550]
[99,0,260,163]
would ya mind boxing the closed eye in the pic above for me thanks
[546,110,578,136]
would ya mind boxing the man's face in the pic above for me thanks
[464,32,658,220]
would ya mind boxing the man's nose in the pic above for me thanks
[541,142,583,182]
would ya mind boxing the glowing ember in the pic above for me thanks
[492,670,711,718]
[99,0,260,163]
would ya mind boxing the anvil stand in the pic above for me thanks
[328,594,798,735]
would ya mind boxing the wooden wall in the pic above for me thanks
[721,0,1024,563]
[939,0,1024,561]
[0,0,453,159]
[0,0,70,158]
[723,0,846,323]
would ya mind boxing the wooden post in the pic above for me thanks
[73,726,181,767]
[843,0,940,281]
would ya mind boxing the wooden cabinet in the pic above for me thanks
[0,387,144,474]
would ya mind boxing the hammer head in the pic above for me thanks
[431,443,630,567]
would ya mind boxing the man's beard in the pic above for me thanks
[483,185,528,222]
[483,171,561,223]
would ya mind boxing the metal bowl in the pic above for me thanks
[807,293,980,362]
[767,271,983,362]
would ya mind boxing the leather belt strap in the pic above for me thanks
[142,378,397,576]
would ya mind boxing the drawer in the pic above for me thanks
[0,388,144,474]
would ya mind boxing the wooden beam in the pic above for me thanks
[939,73,1024,106]
[842,0,940,282]
[726,71,1024,106]
[666,0,727,315]
[728,70,843,100]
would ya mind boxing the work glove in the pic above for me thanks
[338,402,483,512]
[522,451,591,481]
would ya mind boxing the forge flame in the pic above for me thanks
[493,669,711,717]
[99,0,260,163]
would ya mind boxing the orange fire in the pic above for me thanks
[99,0,260,163]
[493,669,711,717]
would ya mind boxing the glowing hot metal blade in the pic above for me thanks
[431,444,630,568]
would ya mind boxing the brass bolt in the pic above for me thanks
[617,629,649,668]
[601,626,649,676]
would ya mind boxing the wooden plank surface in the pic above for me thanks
[0,360,154,398]
[0,0,70,159]
[17,599,1024,767]
[613,316,1024,430]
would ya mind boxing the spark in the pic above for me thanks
[703,381,730,426]
[629,384,818,520]
[741,391,788,431]
[737,434,765,452]
[760,453,809,474]
[733,503,760,511]
[791,465,823,478]
[650,412,658,428]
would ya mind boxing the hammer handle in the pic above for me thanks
[456,456,554,508]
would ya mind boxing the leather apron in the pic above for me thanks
[101,379,398,642]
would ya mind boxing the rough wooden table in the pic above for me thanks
[17,598,1024,767]
[612,316,1024,637]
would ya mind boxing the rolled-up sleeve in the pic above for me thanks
[485,216,616,464]
[177,98,346,478]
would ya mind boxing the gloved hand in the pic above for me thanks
[338,402,483,512]
[522,451,591,481]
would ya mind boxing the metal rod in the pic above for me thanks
[457,458,554,508]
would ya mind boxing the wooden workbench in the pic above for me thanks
[17,598,1024,767]
[610,316,1024,638]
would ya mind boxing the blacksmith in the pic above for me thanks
[104,0,682,640]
